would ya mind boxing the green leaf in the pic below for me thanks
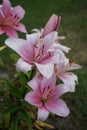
[6,79,22,98]
[20,109,32,130]
[3,114,10,128]
[0,106,18,117]
[23,100,32,109]
[4,90,12,104]
[0,57,4,66]
[0,103,11,109]
[19,72,28,96]
[10,53,19,62]
[19,72,27,87]
[9,118,18,130]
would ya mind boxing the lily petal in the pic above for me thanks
[26,33,40,44]
[68,64,82,71]
[16,58,32,73]
[14,23,27,33]
[25,91,42,107]
[2,0,11,17]
[42,14,61,37]
[41,72,56,90]
[59,72,78,92]
[45,98,70,117]
[52,43,71,53]
[5,38,29,56]
[0,27,4,34]
[51,84,70,98]
[11,5,25,19]
[3,27,18,38]
[35,63,54,79]
[28,77,41,90]
[38,107,49,121]
[42,31,58,52]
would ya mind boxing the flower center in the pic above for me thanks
[33,38,45,62]
[0,13,20,27]
[41,86,52,104]
[55,60,75,76]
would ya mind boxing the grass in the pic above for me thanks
[0,0,87,129]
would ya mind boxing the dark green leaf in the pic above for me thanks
[19,72,27,87]
[19,72,28,96]
[0,103,11,109]
[0,106,18,117]
[10,53,19,62]
[6,79,22,98]
[21,109,32,130]
[9,118,18,130]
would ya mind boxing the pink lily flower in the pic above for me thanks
[52,36,71,53]
[55,59,81,92]
[32,15,70,53]
[42,14,61,37]
[0,0,27,37]
[32,14,61,37]
[25,73,70,121]
[5,32,63,78]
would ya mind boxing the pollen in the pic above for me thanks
[39,36,43,43]
[69,59,75,65]
[48,88,52,93]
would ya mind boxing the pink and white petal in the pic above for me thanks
[42,49,68,65]
[19,43,34,62]
[52,43,71,53]
[42,14,57,37]
[5,37,34,62]
[28,77,41,90]
[51,84,70,98]
[54,49,68,64]
[31,28,41,33]
[35,63,54,79]
[59,72,78,92]
[3,27,18,38]
[25,91,42,107]
[56,16,61,29]
[0,8,5,19]
[26,33,40,44]
[42,14,61,37]
[0,27,4,34]
[43,31,58,52]
[2,0,11,17]
[38,107,49,121]
[45,98,70,117]
[68,64,82,71]
[14,23,27,33]
[55,58,69,71]
[11,5,25,19]
[16,58,32,73]
[41,72,56,90]
[41,51,63,64]
[5,38,28,55]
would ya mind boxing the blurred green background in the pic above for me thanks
[0,0,87,130]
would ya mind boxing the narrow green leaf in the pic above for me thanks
[19,72,28,96]
[21,109,32,130]
[3,114,10,128]
[0,103,11,108]
[10,53,19,62]
[4,90,12,104]
[19,72,27,87]
[9,118,18,130]
[0,106,18,117]
[6,79,22,98]
[0,57,5,66]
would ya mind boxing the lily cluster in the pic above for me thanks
[1,0,81,121]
